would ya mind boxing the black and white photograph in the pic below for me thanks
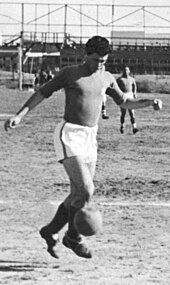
[0,0,170,284]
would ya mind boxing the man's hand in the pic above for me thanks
[153,99,162,111]
[4,115,21,131]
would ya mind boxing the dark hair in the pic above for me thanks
[122,66,130,75]
[85,36,111,56]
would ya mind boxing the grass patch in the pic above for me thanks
[135,74,170,93]
[1,70,170,93]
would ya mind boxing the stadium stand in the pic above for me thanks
[1,33,170,76]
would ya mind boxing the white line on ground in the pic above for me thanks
[0,114,14,117]
[98,202,170,207]
[0,200,170,207]
[50,201,170,207]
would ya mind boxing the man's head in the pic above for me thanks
[85,36,111,72]
[85,36,111,57]
[123,66,130,76]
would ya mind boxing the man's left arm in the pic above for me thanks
[106,76,125,105]
[106,76,162,111]
[120,98,162,111]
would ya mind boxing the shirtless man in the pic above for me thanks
[4,36,162,259]
[117,66,138,134]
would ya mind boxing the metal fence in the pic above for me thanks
[1,2,170,80]
[1,2,170,45]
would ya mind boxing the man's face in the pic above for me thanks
[124,67,130,76]
[86,53,108,72]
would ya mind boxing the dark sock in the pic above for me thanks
[67,206,81,241]
[45,202,69,234]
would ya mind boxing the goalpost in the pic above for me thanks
[18,34,23,91]
[18,4,24,91]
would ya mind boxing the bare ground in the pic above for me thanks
[0,86,170,284]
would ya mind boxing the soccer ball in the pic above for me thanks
[74,207,103,236]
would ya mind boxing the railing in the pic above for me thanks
[1,2,170,46]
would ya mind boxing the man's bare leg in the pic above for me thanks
[120,108,126,133]
[128,109,139,134]
[62,156,96,258]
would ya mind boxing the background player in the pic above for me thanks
[117,66,138,134]
[101,90,109,119]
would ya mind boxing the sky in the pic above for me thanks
[1,0,170,43]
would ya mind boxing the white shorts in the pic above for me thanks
[54,121,98,163]
[123,92,134,100]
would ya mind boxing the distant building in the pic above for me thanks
[111,31,170,46]
[111,31,145,45]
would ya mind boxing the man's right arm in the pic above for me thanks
[106,76,125,105]
[4,68,67,131]
[4,90,46,131]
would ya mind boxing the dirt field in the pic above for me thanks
[0,86,170,285]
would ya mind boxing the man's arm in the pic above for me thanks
[120,97,162,110]
[4,90,46,131]
[17,91,45,117]
[106,76,125,105]
[4,68,67,131]
[106,79,162,111]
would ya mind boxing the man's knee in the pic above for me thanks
[79,180,94,204]
[84,181,94,200]
[71,181,94,208]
